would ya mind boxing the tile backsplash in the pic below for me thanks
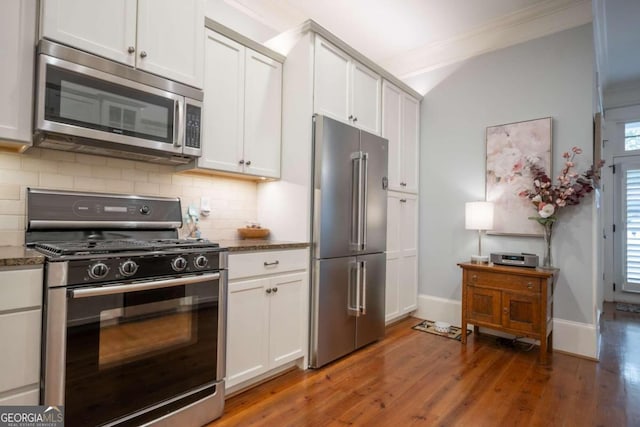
[0,148,258,246]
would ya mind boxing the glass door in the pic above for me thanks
[64,275,220,426]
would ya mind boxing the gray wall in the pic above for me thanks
[419,24,596,324]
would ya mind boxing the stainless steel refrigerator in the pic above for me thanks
[310,114,388,368]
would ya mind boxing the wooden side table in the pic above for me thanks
[458,262,558,364]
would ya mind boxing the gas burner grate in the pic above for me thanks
[35,240,156,256]
[34,238,220,257]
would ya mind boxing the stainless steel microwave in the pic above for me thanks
[34,40,203,165]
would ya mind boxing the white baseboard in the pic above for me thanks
[416,294,599,360]
[552,318,599,360]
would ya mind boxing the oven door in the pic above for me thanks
[44,272,226,427]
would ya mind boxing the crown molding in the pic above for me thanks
[380,0,593,79]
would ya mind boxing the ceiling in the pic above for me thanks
[209,0,640,99]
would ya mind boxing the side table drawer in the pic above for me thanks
[466,270,540,293]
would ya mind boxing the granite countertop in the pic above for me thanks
[218,239,310,252]
[0,246,45,267]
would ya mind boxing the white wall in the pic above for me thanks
[419,25,596,328]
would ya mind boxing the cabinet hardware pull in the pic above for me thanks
[266,288,272,294]
[353,117,358,122]
[503,307,508,313]
[527,282,533,289]
[127,46,135,54]
[472,275,477,281]
[348,115,354,120]
[264,260,279,266]
[400,182,407,186]
[238,159,245,165]
[400,199,407,203]
[246,160,252,166]
[140,51,147,58]
[272,287,278,293]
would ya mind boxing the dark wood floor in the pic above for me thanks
[208,302,640,426]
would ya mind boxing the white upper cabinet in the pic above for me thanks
[314,36,381,135]
[41,0,137,66]
[0,0,36,145]
[382,80,420,193]
[243,50,282,178]
[41,0,204,88]
[197,29,281,179]
[136,0,204,88]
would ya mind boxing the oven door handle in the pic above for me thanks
[70,272,220,299]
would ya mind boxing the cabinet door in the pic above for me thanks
[351,61,381,135]
[382,81,403,191]
[41,0,137,66]
[0,310,41,394]
[136,0,204,88]
[314,36,350,124]
[467,285,502,328]
[502,291,541,334]
[268,272,306,367]
[226,278,269,388]
[385,257,400,322]
[0,0,36,144]
[198,30,245,173]
[385,193,401,321]
[243,50,282,178]
[401,94,420,193]
[399,195,418,313]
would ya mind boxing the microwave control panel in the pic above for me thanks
[185,104,201,149]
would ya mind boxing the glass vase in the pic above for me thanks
[542,222,553,269]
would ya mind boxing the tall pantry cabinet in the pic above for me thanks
[259,21,421,322]
[382,81,420,322]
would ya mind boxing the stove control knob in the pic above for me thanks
[194,255,208,269]
[119,260,138,277]
[88,262,109,280]
[172,256,188,272]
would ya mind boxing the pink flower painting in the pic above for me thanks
[486,117,552,235]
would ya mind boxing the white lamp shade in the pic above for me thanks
[465,201,494,231]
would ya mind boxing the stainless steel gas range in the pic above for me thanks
[26,188,227,427]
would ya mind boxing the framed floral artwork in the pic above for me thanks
[485,117,552,236]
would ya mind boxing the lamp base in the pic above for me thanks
[470,255,489,264]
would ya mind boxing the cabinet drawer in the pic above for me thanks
[0,309,41,394]
[466,270,540,293]
[0,267,43,312]
[229,249,308,280]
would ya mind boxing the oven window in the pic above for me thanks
[45,65,175,143]
[65,280,219,426]
[98,297,197,369]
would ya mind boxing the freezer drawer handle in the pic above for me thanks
[360,261,367,315]
[347,261,361,317]
[264,260,280,267]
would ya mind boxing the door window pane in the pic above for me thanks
[625,168,640,290]
[625,122,640,151]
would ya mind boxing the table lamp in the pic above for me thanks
[465,201,494,264]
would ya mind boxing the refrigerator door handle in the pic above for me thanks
[350,152,363,250]
[360,260,367,315]
[361,153,368,251]
[347,261,361,317]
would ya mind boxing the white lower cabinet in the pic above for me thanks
[0,266,43,405]
[385,192,418,322]
[226,249,308,390]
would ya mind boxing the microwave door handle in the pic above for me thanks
[70,272,220,298]
[174,98,184,148]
